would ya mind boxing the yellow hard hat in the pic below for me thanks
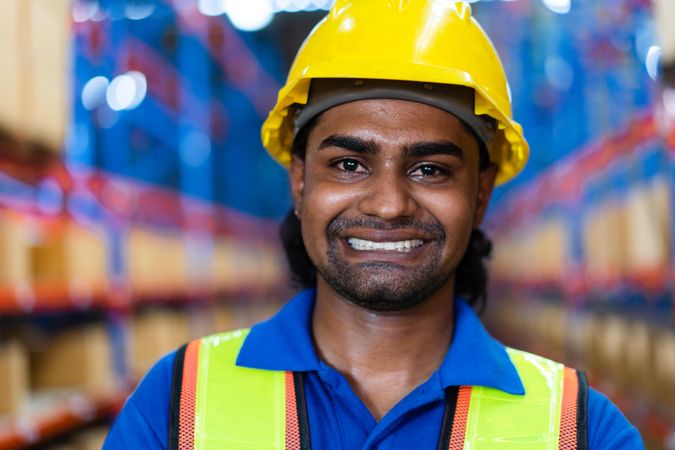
[261,0,529,185]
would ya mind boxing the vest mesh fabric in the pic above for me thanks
[178,340,201,450]
[285,371,301,449]
[559,367,580,449]
[448,386,473,450]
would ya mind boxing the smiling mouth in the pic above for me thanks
[346,237,425,253]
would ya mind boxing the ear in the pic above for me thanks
[289,155,306,216]
[473,163,499,227]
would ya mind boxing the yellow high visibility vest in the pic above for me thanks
[169,329,587,450]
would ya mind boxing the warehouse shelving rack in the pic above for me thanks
[0,389,126,450]
[486,112,675,449]
[0,158,287,449]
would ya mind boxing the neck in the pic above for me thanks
[311,278,455,420]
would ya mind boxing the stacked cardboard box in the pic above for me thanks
[0,340,29,415]
[30,221,108,298]
[624,179,672,290]
[31,324,114,396]
[0,0,70,151]
[213,304,236,332]
[653,329,675,413]
[535,220,568,283]
[70,426,109,450]
[590,315,628,382]
[621,320,653,393]
[0,211,31,288]
[583,203,628,285]
[535,303,567,361]
[129,309,191,380]
[211,238,236,293]
[127,228,189,298]
[258,244,285,289]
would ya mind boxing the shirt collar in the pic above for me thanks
[438,299,524,395]
[236,288,525,395]
[237,288,321,372]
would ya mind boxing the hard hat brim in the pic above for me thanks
[262,61,529,186]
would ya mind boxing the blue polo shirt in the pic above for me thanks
[104,289,643,449]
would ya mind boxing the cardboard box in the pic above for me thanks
[258,244,285,289]
[212,240,283,293]
[581,313,606,375]
[583,203,627,284]
[0,211,31,287]
[31,324,113,395]
[26,0,71,150]
[213,304,236,332]
[31,222,108,296]
[0,0,21,135]
[621,320,653,392]
[653,329,675,411]
[71,426,110,450]
[130,310,191,380]
[0,340,28,415]
[593,315,629,382]
[128,228,188,297]
[538,303,567,361]
[565,311,590,365]
[624,181,670,273]
[211,239,236,292]
[0,0,70,150]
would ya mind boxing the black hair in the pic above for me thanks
[280,116,493,312]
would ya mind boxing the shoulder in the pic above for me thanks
[103,331,250,449]
[503,348,644,449]
[587,387,644,449]
[103,350,177,449]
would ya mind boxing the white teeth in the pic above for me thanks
[347,238,425,252]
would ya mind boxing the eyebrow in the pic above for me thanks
[318,135,378,154]
[317,135,465,161]
[403,141,465,160]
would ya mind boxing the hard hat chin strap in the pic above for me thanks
[294,78,496,147]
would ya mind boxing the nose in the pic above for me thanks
[357,167,418,220]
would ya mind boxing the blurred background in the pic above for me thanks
[0,0,673,448]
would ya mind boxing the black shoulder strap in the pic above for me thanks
[293,372,312,450]
[168,343,188,450]
[437,386,460,450]
[577,370,589,450]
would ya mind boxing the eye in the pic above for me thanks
[335,158,367,173]
[409,164,448,178]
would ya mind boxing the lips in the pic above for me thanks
[347,237,425,252]
[328,216,444,259]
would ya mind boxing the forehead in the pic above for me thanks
[308,98,477,149]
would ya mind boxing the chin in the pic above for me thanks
[318,263,453,312]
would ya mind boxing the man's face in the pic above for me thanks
[290,98,497,312]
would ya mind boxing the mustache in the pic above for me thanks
[327,216,445,239]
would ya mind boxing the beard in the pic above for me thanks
[314,216,454,312]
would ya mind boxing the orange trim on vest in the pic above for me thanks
[559,367,579,450]
[448,386,473,450]
[284,371,301,449]
[178,340,201,450]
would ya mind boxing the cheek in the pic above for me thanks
[417,180,476,223]
[300,178,356,258]
[417,188,476,256]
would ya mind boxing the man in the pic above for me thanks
[105,1,643,448]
